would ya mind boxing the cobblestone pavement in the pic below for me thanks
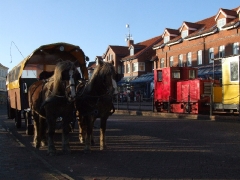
[1,104,240,179]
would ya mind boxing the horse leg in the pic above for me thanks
[61,114,71,154]
[33,112,41,148]
[40,117,47,147]
[84,115,94,153]
[100,116,108,150]
[46,116,56,156]
[78,115,86,144]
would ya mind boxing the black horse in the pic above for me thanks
[75,60,118,153]
[28,60,81,155]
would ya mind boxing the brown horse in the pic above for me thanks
[28,60,81,155]
[75,60,118,153]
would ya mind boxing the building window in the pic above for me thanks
[132,62,138,72]
[233,42,239,55]
[219,45,225,58]
[138,62,145,71]
[110,54,113,61]
[187,52,192,66]
[130,47,134,56]
[122,65,125,74]
[160,58,164,68]
[170,56,173,67]
[209,48,214,63]
[230,61,239,82]
[181,30,188,38]
[217,18,226,30]
[178,54,183,67]
[164,36,169,43]
[157,70,162,81]
[131,62,145,72]
[126,64,130,73]
[197,50,202,65]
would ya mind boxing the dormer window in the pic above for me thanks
[217,18,226,29]
[181,30,188,38]
[130,46,134,56]
[164,36,169,43]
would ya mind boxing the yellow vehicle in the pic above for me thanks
[6,42,89,134]
[213,55,240,112]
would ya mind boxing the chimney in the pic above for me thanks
[128,39,134,47]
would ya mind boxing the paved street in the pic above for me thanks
[1,104,240,179]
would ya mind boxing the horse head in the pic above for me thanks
[52,60,81,101]
[96,59,118,96]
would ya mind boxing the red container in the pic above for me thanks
[177,79,212,103]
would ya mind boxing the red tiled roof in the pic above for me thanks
[95,56,103,60]
[222,19,240,29]
[163,28,179,36]
[180,21,202,31]
[153,6,239,48]
[110,45,129,56]
[122,35,162,60]
[220,8,238,17]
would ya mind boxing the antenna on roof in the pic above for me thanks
[125,24,133,41]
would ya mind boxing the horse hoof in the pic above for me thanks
[34,142,41,149]
[79,140,84,144]
[41,141,47,147]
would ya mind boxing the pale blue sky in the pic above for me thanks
[0,0,239,70]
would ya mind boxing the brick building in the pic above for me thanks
[153,6,240,80]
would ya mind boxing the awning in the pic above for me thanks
[198,64,222,77]
[130,73,153,84]
[117,76,137,86]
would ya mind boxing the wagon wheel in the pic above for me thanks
[25,111,34,135]
[15,109,22,128]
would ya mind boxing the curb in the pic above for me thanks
[114,110,240,122]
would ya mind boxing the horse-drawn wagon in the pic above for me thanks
[6,42,89,135]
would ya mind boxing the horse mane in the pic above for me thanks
[89,61,114,84]
[51,60,75,95]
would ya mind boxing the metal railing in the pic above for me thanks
[113,96,154,112]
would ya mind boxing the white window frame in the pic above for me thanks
[181,30,188,38]
[217,18,226,30]
[219,45,225,58]
[126,64,130,73]
[132,62,138,72]
[160,58,164,68]
[198,50,202,65]
[164,36,169,43]
[170,56,173,67]
[209,48,214,63]
[187,52,192,67]
[178,54,183,67]
[233,42,239,55]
